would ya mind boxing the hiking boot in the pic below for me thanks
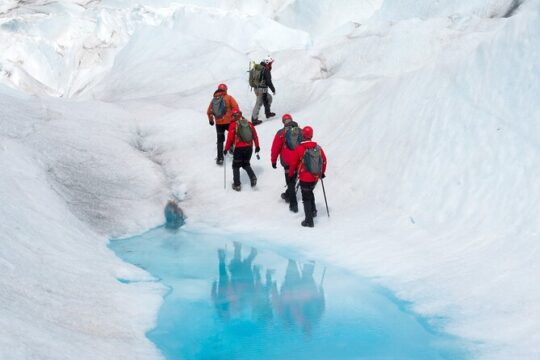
[302,200,314,227]
[289,203,298,213]
[252,118,263,126]
[232,183,241,191]
[250,177,257,187]
[281,192,290,203]
[301,220,314,228]
[216,158,224,165]
[265,112,276,119]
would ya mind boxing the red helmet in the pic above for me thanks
[218,83,228,91]
[302,126,313,140]
[231,108,242,117]
[282,113,293,122]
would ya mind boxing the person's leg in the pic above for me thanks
[300,182,316,227]
[232,148,242,190]
[287,171,298,212]
[251,89,264,124]
[216,124,227,163]
[281,166,290,202]
[239,147,257,186]
[264,92,274,118]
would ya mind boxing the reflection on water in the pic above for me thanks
[212,242,325,335]
[109,227,469,360]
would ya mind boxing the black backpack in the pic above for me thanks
[303,146,323,176]
[211,96,226,118]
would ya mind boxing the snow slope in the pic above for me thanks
[1,0,539,359]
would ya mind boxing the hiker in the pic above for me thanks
[270,113,301,213]
[250,56,276,126]
[207,83,239,165]
[223,108,260,191]
[288,126,327,227]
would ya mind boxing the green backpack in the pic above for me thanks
[249,62,265,88]
[236,118,253,142]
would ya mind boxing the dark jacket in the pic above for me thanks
[260,62,275,93]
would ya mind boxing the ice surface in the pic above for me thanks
[0,0,539,359]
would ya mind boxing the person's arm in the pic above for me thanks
[251,123,260,150]
[270,131,283,165]
[224,122,236,152]
[288,147,301,178]
[207,101,214,124]
[229,95,239,113]
[265,69,275,93]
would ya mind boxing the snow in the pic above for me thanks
[1,0,539,359]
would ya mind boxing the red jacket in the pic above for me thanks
[288,141,327,182]
[224,118,260,152]
[270,124,298,167]
[207,90,239,125]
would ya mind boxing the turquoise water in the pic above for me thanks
[110,227,468,360]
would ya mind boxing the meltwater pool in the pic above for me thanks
[110,227,468,360]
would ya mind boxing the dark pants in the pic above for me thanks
[283,166,298,207]
[233,147,256,186]
[300,181,318,224]
[216,124,229,160]
[262,93,272,116]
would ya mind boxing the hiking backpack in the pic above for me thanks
[284,126,302,150]
[302,146,323,176]
[211,96,227,118]
[248,62,265,88]
[236,118,254,143]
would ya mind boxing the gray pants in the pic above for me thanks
[251,87,273,121]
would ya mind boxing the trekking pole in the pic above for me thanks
[320,178,330,217]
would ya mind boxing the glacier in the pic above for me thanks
[0,0,539,359]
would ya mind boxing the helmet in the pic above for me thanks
[263,56,274,65]
[231,108,242,117]
[218,83,228,91]
[302,126,313,140]
[282,113,293,123]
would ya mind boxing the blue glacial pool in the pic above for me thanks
[109,227,468,360]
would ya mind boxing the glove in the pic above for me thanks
[255,146,260,153]
[272,90,276,95]
[223,149,228,156]
[209,119,214,126]
[321,173,326,179]
[272,163,277,169]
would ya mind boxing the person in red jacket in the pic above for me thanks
[270,113,300,213]
[207,83,239,165]
[288,126,327,227]
[224,109,260,191]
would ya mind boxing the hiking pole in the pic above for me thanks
[320,178,330,217]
